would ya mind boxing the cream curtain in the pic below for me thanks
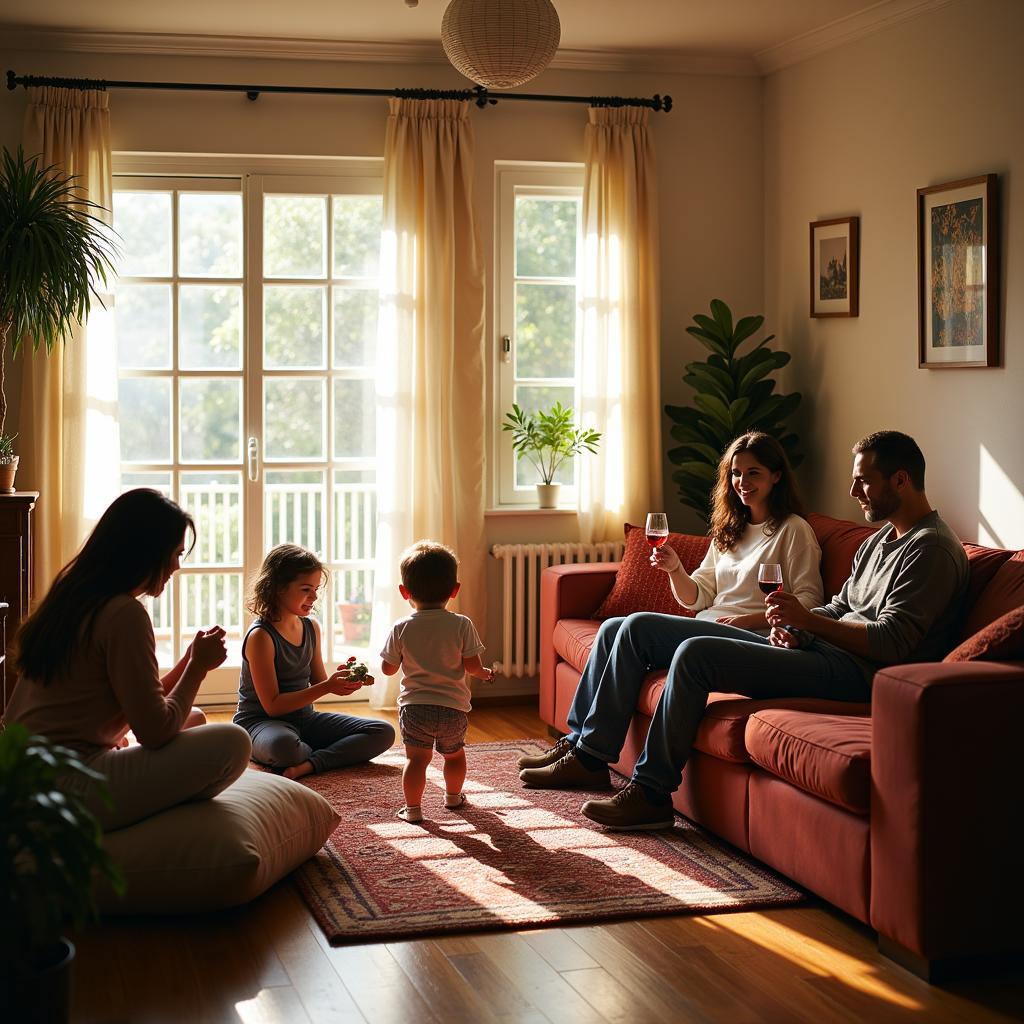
[369,98,487,708]
[20,87,119,594]
[577,106,663,542]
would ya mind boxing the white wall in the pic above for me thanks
[0,46,763,686]
[764,0,1024,548]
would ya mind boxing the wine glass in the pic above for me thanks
[758,563,783,595]
[645,512,669,549]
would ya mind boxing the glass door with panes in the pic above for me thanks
[113,167,382,703]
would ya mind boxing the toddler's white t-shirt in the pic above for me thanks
[381,608,485,712]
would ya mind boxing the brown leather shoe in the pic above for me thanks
[520,749,612,790]
[581,782,675,830]
[517,736,573,770]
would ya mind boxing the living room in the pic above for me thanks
[1,0,1022,1021]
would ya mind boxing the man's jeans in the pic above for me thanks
[566,613,871,797]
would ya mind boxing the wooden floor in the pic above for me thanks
[70,705,1023,1024]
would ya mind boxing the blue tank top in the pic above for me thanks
[234,617,315,722]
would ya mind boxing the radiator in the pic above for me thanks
[490,542,624,678]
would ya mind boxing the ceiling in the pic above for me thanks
[0,0,949,74]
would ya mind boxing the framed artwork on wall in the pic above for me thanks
[917,174,999,368]
[810,217,859,318]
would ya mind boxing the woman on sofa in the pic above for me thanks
[519,432,825,807]
[8,488,252,831]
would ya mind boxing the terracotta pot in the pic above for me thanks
[0,455,18,494]
[337,602,371,644]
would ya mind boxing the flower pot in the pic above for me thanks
[536,482,561,509]
[0,455,18,494]
[11,937,75,1023]
[337,602,371,645]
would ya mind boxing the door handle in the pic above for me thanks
[247,437,259,482]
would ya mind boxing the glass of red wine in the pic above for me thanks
[645,512,669,549]
[758,562,783,595]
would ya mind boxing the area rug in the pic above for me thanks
[292,740,804,944]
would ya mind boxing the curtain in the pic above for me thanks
[369,98,487,708]
[577,106,663,542]
[20,87,119,594]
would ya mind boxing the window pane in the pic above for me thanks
[265,470,324,556]
[333,570,373,651]
[333,287,377,368]
[140,591,173,665]
[121,472,171,494]
[180,471,242,565]
[180,379,241,462]
[264,195,326,278]
[264,379,324,459]
[180,572,244,659]
[333,379,375,458]
[333,195,382,277]
[116,284,171,368]
[515,197,578,278]
[180,285,242,369]
[119,378,171,462]
[514,384,575,486]
[515,283,576,379]
[114,192,172,277]
[333,468,376,562]
[179,193,242,277]
[264,286,326,369]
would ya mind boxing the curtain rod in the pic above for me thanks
[6,71,672,112]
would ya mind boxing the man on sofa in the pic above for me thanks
[519,430,969,830]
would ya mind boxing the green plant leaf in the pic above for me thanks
[731,314,764,347]
[693,393,732,427]
[684,324,728,357]
[709,299,734,342]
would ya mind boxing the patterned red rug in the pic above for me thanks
[292,740,804,944]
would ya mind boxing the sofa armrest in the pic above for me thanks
[871,660,1024,961]
[538,562,619,726]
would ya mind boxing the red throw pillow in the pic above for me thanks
[593,523,711,621]
[943,605,1024,663]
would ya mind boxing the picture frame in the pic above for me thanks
[917,174,999,368]
[810,216,859,318]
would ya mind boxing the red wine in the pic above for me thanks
[758,580,783,595]
[646,532,668,548]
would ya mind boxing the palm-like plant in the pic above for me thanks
[0,145,119,443]
[502,402,602,484]
[665,299,802,522]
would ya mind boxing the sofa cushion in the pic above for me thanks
[962,543,1016,612]
[944,605,1024,664]
[592,523,710,621]
[552,618,601,674]
[95,769,340,914]
[806,513,877,601]
[745,710,872,815]
[964,552,1024,636]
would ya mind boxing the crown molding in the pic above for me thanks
[754,0,958,75]
[0,26,759,78]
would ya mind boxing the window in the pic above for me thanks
[495,166,584,507]
[112,157,383,701]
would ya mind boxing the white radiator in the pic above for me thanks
[491,542,624,678]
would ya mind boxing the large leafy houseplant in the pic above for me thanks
[665,299,802,522]
[0,145,119,464]
[1,724,122,1017]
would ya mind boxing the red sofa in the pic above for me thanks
[539,513,1024,980]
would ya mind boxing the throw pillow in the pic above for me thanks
[943,604,1024,664]
[95,769,340,914]
[593,523,711,620]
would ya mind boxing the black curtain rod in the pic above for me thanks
[6,71,672,112]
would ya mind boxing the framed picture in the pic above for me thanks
[810,217,859,318]
[917,174,999,367]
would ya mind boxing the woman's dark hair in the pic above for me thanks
[709,432,805,552]
[248,544,327,621]
[16,489,195,684]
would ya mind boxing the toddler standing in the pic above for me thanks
[380,541,494,822]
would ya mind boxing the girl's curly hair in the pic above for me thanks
[248,544,327,620]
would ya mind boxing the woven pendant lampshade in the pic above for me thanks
[441,0,561,89]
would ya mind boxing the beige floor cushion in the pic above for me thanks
[95,770,339,914]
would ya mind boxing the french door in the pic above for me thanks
[113,159,383,702]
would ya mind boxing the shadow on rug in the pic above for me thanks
[292,740,804,944]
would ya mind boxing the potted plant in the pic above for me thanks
[664,299,803,523]
[336,590,372,645]
[0,430,16,493]
[502,401,602,508]
[0,723,122,1023]
[0,145,119,493]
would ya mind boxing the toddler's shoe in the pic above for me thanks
[444,792,466,808]
[397,805,424,823]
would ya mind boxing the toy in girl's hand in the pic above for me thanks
[344,656,372,685]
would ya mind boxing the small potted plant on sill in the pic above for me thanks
[1,723,123,1024]
[336,591,372,645]
[502,402,602,509]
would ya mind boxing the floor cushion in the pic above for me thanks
[95,769,340,914]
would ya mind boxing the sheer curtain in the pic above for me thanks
[577,106,663,542]
[19,87,120,593]
[369,98,487,707]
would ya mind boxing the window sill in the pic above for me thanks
[485,507,577,517]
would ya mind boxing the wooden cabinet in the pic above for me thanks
[0,491,38,713]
